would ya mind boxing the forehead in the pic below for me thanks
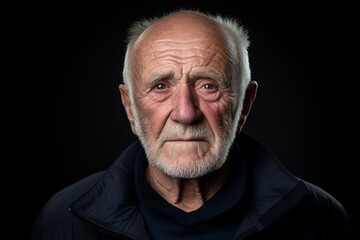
[130,13,229,78]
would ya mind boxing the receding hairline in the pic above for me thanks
[130,10,228,52]
[125,8,248,47]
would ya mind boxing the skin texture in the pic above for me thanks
[119,12,257,212]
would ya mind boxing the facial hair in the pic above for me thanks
[132,103,239,178]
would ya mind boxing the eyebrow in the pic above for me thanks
[144,70,228,88]
[189,71,225,85]
[145,71,175,89]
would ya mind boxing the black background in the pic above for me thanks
[18,2,357,238]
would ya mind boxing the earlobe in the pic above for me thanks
[119,84,137,136]
[237,81,258,134]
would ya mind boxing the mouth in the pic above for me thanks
[166,138,207,142]
[159,138,208,148]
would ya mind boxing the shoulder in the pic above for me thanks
[292,180,351,238]
[31,172,104,239]
[302,180,349,218]
[256,180,352,239]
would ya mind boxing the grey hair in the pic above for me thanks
[122,9,251,112]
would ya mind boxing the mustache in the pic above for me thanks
[158,124,214,143]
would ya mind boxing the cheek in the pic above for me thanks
[136,98,172,138]
[200,99,233,134]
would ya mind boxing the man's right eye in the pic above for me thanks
[154,83,167,90]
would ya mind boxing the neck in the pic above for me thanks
[146,162,230,212]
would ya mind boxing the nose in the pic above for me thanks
[170,84,203,124]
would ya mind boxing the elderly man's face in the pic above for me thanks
[124,15,242,178]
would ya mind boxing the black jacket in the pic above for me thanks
[31,133,351,239]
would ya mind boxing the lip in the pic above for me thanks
[167,138,206,142]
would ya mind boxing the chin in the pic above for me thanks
[154,153,223,179]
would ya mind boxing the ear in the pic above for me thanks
[237,81,258,134]
[119,84,137,136]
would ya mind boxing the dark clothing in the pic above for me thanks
[31,133,351,239]
[135,143,247,240]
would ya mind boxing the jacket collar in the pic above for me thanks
[69,133,308,239]
[233,133,308,238]
[69,140,151,240]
